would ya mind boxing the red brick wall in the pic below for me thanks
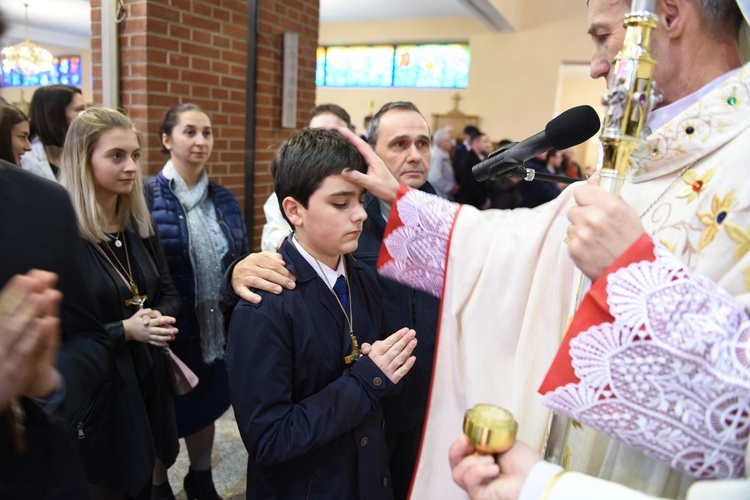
[251,0,319,248]
[91,0,319,249]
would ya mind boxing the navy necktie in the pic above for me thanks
[333,275,348,311]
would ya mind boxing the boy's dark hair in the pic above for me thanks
[28,85,83,147]
[273,128,367,228]
[307,103,352,128]
[158,103,211,154]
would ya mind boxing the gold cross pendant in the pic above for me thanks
[124,284,148,310]
[344,334,362,364]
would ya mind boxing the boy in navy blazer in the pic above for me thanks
[226,128,418,499]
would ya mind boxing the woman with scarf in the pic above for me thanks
[147,103,248,500]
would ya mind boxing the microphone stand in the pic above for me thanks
[506,165,580,185]
[487,160,581,186]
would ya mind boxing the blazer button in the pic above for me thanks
[382,477,389,488]
[360,437,368,447]
[373,377,382,387]
[178,215,184,219]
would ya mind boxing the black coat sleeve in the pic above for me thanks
[144,228,181,319]
[46,185,114,423]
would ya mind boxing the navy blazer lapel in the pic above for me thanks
[279,237,346,331]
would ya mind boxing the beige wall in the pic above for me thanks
[0,42,93,113]
[555,63,607,172]
[318,5,601,148]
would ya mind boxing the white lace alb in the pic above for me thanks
[379,188,459,298]
[542,244,750,479]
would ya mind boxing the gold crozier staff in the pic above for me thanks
[541,0,661,467]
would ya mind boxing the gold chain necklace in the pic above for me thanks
[313,256,362,364]
[101,232,148,309]
[638,162,695,219]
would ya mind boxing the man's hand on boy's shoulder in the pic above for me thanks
[361,327,417,384]
[230,251,297,304]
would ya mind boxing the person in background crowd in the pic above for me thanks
[455,131,491,209]
[489,138,522,209]
[428,126,458,199]
[148,103,248,500]
[0,103,31,166]
[361,114,373,141]
[562,146,582,178]
[21,84,86,181]
[61,107,180,500]
[452,124,480,176]
[517,150,563,208]
[261,103,354,252]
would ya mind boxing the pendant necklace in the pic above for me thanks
[97,232,148,309]
[314,256,362,365]
[107,231,123,248]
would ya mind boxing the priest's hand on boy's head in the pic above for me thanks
[361,327,417,384]
[337,126,400,205]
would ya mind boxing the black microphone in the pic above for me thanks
[472,105,601,182]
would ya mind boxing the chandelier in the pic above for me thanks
[1,3,55,76]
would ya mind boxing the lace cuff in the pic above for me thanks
[541,239,750,479]
[377,185,460,298]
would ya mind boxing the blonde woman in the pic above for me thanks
[61,107,180,500]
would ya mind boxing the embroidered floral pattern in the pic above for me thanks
[542,245,750,479]
[697,192,735,251]
[379,189,459,298]
[725,222,750,259]
[677,167,715,202]
[629,67,750,182]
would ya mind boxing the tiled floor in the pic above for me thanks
[167,409,248,499]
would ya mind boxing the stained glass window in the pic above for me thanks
[323,45,395,87]
[317,43,469,88]
[1,55,82,88]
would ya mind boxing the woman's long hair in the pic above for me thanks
[0,103,29,165]
[61,107,152,243]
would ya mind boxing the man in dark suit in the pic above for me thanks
[455,131,491,209]
[0,12,111,491]
[452,124,480,177]
[0,157,113,499]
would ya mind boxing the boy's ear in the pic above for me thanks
[282,196,304,228]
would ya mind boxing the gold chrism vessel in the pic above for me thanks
[463,404,517,454]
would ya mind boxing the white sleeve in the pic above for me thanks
[545,472,668,500]
[518,461,563,500]
[541,241,750,480]
[261,193,291,253]
[378,186,460,297]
